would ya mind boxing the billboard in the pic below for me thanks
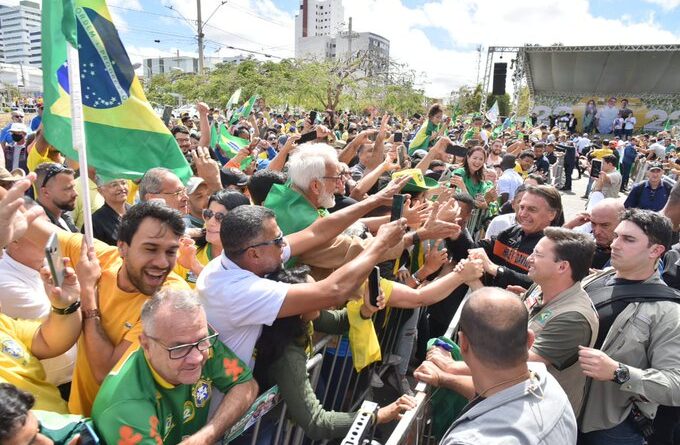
[532,96,679,134]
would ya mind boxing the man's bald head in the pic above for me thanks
[590,198,624,247]
[460,288,529,369]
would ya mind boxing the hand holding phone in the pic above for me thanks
[368,266,381,307]
[446,144,468,157]
[390,194,405,222]
[45,233,65,289]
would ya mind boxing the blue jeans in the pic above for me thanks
[580,418,644,445]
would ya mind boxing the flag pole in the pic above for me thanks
[66,42,94,246]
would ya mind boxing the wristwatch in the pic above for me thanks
[613,363,630,384]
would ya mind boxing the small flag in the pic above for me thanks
[225,88,241,122]
[229,94,259,125]
[41,0,191,182]
[485,101,499,124]
[217,124,248,158]
[664,119,672,132]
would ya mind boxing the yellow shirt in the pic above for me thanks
[0,314,69,413]
[27,145,52,173]
[72,178,105,230]
[172,244,212,289]
[57,232,190,416]
[590,148,614,160]
[126,180,138,205]
[514,163,530,179]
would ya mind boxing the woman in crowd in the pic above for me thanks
[408,103,448,154]
[253,266,417,441]
[450,146,494,209]
[174,189,250,287]
[583,99,597,134]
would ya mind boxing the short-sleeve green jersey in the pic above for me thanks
[92,339,252,445]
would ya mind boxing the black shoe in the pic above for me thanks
[580,195,589,199]
[558,187,572,191]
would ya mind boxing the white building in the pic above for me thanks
[294,0,390,76]
[0,1,41,66]
[143,55,225,78]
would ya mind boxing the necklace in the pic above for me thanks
[478,370,532,398]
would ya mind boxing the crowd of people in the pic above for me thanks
[0,97,679,445]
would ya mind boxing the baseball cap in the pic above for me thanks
[0,166,25,182]
[10,123,27,133]
[186,176,206,195]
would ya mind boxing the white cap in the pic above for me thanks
[9,123,27,133]
[186,176,206,195]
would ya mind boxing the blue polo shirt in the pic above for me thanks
[624,180,671,211]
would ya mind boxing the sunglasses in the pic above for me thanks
[236,233,285,254]
[202,208,227,222]
[40,164,67,187]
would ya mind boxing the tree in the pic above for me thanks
[144,53,426,115]
[486,93,512,117]
[454,84,484,114]
[515,84,531,117]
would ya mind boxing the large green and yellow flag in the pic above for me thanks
[42,0,191,182]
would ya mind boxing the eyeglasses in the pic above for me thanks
[202,208,227,222]
[236,233,285,254]
[40,164,67,187]
[321,175,343,182]
[159,187,187,198]
[147,332,219,360]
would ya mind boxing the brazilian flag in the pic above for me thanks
[42,0,192,182]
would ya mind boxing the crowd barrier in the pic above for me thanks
[226,305,414,445]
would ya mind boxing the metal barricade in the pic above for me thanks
[378,294,473,445]
[228,304,414,445]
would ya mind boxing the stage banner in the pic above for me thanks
[531,96,679,134]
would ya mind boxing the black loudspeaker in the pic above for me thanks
[492,63,507,96]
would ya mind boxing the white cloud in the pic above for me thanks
[119,0,680,99]
[643,0,680,10]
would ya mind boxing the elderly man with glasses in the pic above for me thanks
[92,288,257,445]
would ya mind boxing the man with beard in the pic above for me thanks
[34,162,79,232]
[23,202,190,415]
[485,139,503,168]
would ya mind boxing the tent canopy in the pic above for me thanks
[523,45,680,96]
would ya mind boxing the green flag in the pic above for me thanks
[41,0,191,182]
[217,124,248,158]
[209,122,218,148]
[229,94,259,125]
[664,119,672,132]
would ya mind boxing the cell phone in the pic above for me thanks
[523,135,530,142]
[368,266,380,307]
[79,422,101,445]
[309,110,317,123]
[297,131,317,144]
[394,132,403,143]
[446,144,467,157]
[390,194,405,222]
[590,159,602,178]
[45,232,65,290]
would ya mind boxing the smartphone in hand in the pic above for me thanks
[368,266,380,307]
[44,232,65,289]
[390,194,405,222]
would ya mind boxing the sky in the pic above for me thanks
[34,0,680,98]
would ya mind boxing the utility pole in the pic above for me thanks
[196,0,205,75]
[475,45,482,85]
[347,17,353,61]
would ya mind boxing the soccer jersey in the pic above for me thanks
[0,314,68,413]
[57,232,190,416]
[92,340,252,445]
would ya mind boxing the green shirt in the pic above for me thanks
[34,411,95,445]
[92,340,252,445]
[452,167,493,198]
